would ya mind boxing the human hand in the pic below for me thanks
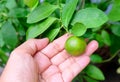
[0,34,98,82]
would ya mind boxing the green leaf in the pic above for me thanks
[45,0,58,4]
[1,22,18,49]
[24,0,38,8]
[27,3,59,23]
[108,4,120,21]
[83,76,99,82]
[110,34,120,54]
[43,22,60,41]
[6,0,17,9]
[85,64,105,80]
[26,17,57,39]
[72,76,83,82]
[95,34,104,47]
[0,31,4,47]
[62,0,78,28]
[11,19,25,36]
[9,8,28,18]
[0,49,8,64]
[101,30,111,46]
[72,8,108,28]
[71,23,87,36]
[18,0,25,7]
[90,54,103,63]
[111,24,120,37]
[114,0,120,5]
[17,25,26,36]
[45,28,60,41]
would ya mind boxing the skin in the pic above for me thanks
[0,34,98,82]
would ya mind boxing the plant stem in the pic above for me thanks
[58,0,61,7]
[81,0,85,9]
[58,0,62,20]
[58,0,69,33]
[77,0,85,10]
[61,25,69,33]
[99,50,120,63]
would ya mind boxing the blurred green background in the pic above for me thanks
[0,0,120,82]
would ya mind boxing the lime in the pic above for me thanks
[65,36,86,56]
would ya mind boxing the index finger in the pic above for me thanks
[41,33,71,58]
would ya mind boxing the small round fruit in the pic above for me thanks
[65,36,86,56]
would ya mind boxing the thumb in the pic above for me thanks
[0,38,49,82]
[11,38,49,56]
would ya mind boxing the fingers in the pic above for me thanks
[0,38,48,82]
[84,40,98,56]
[61,55,90,82]
[51,50,71,65]
[11,38,49,56]
[51,40,98,66]
[41,33,71,58]
[34,52,51,73]
[34,34,71,73]
[50,40,98,82]
[41,65,60,80]
[57,40,98,70]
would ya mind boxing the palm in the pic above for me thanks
[35,50,90,82]
[0,34,98,82]
[34,35,97,82]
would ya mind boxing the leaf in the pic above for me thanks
[43,22,60,41]
[27,3,59,23]
[14,8,28,17]
[11,19,25,36]
[62,0,78,28]
[90,54,103,63]
[0,49,8,64]
[72,8,108,28]
[114,0,120,5]
[71,23,87,36]
[45,0,58,4]
[1,22,18,49]
[85,64,105,80]
[8,8,28,18]
[0,31,4,47]
[24,0,38,8]
[6,0,17,9]
[111,24,120,37]
[17,25,26,36]
[110,34,120,54]
[72,76,83,82]
[83,76,99,82]
[26,17,57,39]
[45,28,60,41]
[101,30,111,46]
[95,34,104,47]
[108,0,120,21]
[83,30,94,39]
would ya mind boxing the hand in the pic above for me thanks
[0,34,98,82]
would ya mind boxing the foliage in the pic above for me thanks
[0,0,120,82]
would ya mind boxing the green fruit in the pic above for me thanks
[65,36,86,56]
[24,0,38,8]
